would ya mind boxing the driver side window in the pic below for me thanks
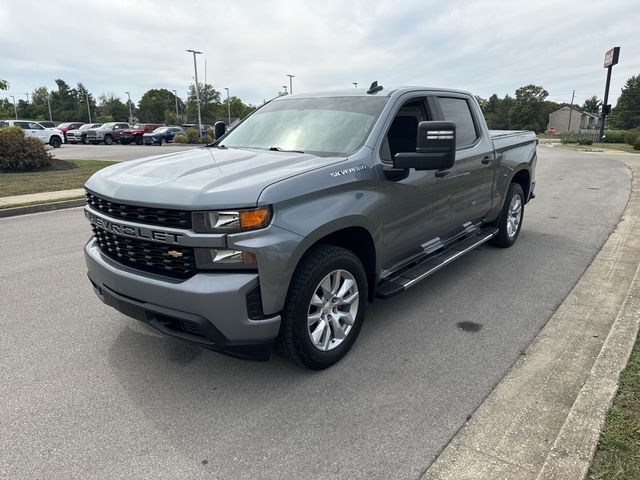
[381,99,428,163]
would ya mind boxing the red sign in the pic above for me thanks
[604,47,620,68]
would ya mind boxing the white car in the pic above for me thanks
[0,119,65,148]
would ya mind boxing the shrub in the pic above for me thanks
[185,128,200,144]
[577,138,593,145]
[173,134,187,144]
[0,126,51,171]
[601,131,626,143]
[634,138,640,151]
[563,138,577,144]
[624,128,640,146]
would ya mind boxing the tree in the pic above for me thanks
[0,79,8,91]
[98,93,129,122]
[74,82,97,122]
[138,88,184,123]
[610,74,640,129]
[186,83,221,124]
[582,95,601,114]
[221,95,255,120]
[509,84,549,131]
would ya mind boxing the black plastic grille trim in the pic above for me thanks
[86,191,192,229]
[91,224,196,279]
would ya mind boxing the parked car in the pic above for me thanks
[66,123,103,144]
[143,126,185,145]
[0,119,65,148]
[86,122,130,145]
[84,85,537,369]
[56,122,85,142]
[38,121,57,128]
[119,124,165,145]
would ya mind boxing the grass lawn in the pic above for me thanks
[0,160,117,197]
[558,143,640,154]
[588,332,640,480]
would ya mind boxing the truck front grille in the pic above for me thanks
[86,191,192,229]
[91,224,196,278]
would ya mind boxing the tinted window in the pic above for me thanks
[29,122,44,130]
[15,122,30,129]
[438,97,478,148]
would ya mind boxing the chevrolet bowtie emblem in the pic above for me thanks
[167,250,183,258]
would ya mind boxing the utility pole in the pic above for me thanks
[47,94,53,122]
[172,89,179,123]
[567,90,575,133]
[10,95,17,119]
[85,94,92,122]
[125,91,133,124]
[353,82,358,88]
[186,49,203,138]
[205,58,207,86]
[25,92,30,102]
[599,46,620,141]
[286,74,295,94]
[224,87,231,126]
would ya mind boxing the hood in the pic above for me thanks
[85,146,345,209]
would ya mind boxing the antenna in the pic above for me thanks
[367,81,383,94]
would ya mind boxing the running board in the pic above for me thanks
[376,227,498,299]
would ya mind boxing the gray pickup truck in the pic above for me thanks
[86,122,130,145]
[84,84,537,369]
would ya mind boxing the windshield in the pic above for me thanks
[57,123,70,128]
[78,124,92,131]
[153,127,169,133]
[129,124,143,130]
[220,96,388,156]
[99,123,116,130]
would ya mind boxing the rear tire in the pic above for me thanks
[135,136,143,145]
[50,136,62,148]
[489,182,525,248]
[277,245,367,370]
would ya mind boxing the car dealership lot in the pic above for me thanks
[0,145,632,479]
[52,143,199,162]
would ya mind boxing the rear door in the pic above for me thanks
[434,95,494,226]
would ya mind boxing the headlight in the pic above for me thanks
[192,207,271,233]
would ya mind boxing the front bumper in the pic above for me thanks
[84,238,280,359]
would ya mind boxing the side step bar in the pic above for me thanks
[376,227,498,299]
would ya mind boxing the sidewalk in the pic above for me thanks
[424,154,640,480]
[0,188,86,218]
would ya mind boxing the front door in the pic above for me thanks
[378,96,458,270]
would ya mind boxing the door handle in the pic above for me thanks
[435,170,450,178]
[481,156,492,165]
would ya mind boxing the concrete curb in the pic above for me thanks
[0,198,85,218]
[423,154,640,480]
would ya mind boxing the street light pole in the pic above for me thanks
[125,91,133,124]
[85,94,92,122]
[224,87,231,126]
[282,85,288,95]
[47,94,53,122]
[10,95,17,119]
[172,89,179,122]
[353,82,358,88]
[286,74,295,94]
[186,49,203,138]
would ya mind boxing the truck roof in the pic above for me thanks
[277,86,474,100]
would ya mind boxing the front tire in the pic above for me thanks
[135,136,143,145]
[50,136,62,148]
[277,245,367,369]
[104,135,113,145]
[158,137,164,145]
[489,182,525,248]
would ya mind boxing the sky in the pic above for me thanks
[1,0,639,109]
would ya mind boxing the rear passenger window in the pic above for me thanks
[15,122,29,129]
[438,97,478,149]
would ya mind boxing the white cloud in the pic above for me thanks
[1,0,638,107]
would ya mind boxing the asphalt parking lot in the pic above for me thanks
[52,142,199,162]
[0,145,632,479]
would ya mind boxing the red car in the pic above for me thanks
[119,123,165,145]
[56,122,85,142]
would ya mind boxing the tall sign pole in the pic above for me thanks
[599,46,620,141]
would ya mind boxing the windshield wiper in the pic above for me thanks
[269,146,305,153]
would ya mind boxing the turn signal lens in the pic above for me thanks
[239,208,270,229]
